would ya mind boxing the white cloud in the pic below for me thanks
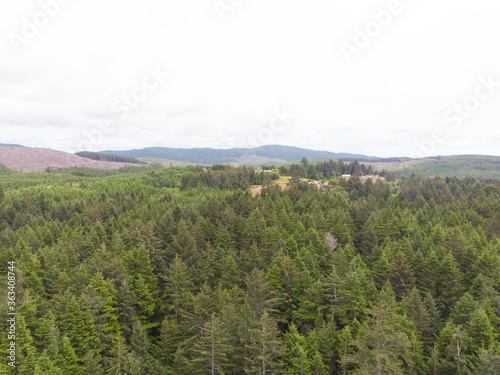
[0,0,499,157]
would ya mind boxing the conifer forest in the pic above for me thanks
[2,162,500,374]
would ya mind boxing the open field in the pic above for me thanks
[250,176,291,195]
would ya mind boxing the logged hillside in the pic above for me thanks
[2,166,500,373]
[0,146,138,173]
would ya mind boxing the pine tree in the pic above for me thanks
[134,275,157,327]
[294,279,325,327]
[436,322,472,374]
[439,253,464,317]
[162,254,194,324]
[107,333,130,375]
[244,243,264,273]
[34,350,63,375]
[388,251,416,301]
[220,253,241,289]
[423,292,442,333]
[246,312,284,374]
[343,284,415,374]
[90,271,120,334]
[34,310,56,350]
[466,308,495,354]
[61,295,100,359]
[323,264,341,313]
[371,250,390,288]
[245,268,276,320]
[18,347,37,375]
[160,315,181,365]
[475,348,500,374]
[191,313,230,374]
[449,293,478,325]
[47,319,62,365]
[172,221,199,266]
[61,336,80,374]
[117,278,139,340]
[131,321,151,361]
[403,287,433,349]
[283,324,312,374]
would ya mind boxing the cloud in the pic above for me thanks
[0,0,499,157]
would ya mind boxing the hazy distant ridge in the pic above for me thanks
[0,143,24,147]
[100,145,380,164]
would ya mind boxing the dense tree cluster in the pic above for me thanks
[1,167,500,374]
[75,152,146,164]
[180,166,280,191]
[278,159,376,181]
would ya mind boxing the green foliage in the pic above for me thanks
[0,163,12,175]
[76,151,147,164]
[393,155,500,181]
[2,166,500,373]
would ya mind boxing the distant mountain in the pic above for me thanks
[0,143,24,147]
[100,145,380,165]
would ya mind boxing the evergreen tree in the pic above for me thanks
[61,336,80,374]
[388,251,416,301]
[247,312,284,374]
[343,283,415,374]
[191,313,230,374]
[162,253,194,325]
[61,295,100,359]
[245,268,276,320]
[466,308,495,354]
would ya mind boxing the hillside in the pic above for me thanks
[100,145,379,164]
[376,155,500,181]
[0,146,138,173]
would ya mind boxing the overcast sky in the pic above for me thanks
[1,0,499,157]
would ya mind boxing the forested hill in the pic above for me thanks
[100,145,379,164]
[390,155,500,181]
[1,166,500,373]
[0,143,24,147]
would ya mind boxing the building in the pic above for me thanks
[254,166,263,172]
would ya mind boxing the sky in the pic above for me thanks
[1,0,499,158]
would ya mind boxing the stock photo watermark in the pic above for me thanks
[5,261,16,368]
[340,0,416,63]
[239,107,295,148]
[8,0,72,55]
[213,0,244,21]
[76,65,171,152]
[411,75,500,158]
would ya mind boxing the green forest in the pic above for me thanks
[391,155,500,182]
[1,163,500,374]
[75,152,146,165]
